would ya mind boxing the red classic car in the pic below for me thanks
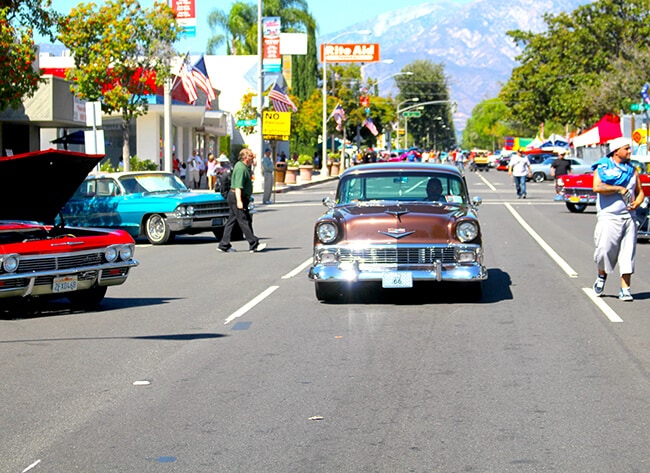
[0,149,138,310]
[558,159,650,239]
[308,163,487,302]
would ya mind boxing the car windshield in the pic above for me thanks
[118,173,188,194]
[337,171,467,204]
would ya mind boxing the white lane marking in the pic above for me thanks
[224,286,279,325]
[22,460,41,473]
[504,202,578,278]
[282,258,312,279]
[582,288,624,322]
[476,173,497,191]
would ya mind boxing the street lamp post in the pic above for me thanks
[322,30,370,177]
[360,59,394,82]
[396,97,419,149]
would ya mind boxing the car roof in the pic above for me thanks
[340,162,463,177]
[88,171,173,179]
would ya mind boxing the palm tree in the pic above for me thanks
[206,2,257,55]
[206,0,315,57]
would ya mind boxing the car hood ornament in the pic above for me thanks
[379,228,415,239]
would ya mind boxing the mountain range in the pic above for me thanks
[340,0,593,130]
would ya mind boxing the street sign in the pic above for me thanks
[262,111,292,141]
[397,129,405,135]
[402,111,421,117]
[630,103,650,112]
[236,119,258,127]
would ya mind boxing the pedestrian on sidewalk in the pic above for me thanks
[592,137,644,301]
[262,148,274,204]
[508,149,532,198]
[217,148,267,253]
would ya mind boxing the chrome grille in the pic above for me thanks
[16,250,105,274]
[192,201,229,217]
[339,246,456,265]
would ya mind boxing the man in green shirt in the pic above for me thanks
[217,148,267,253]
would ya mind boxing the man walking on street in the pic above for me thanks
[217,148,267,253]
[551,149,572,200]
[592,137,644,301]
[262,148,274,204]
[508,149,532,198]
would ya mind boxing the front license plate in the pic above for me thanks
[569,196,581,203]
[211,218,224,226]
[382,272,413,288]
[53,275,78,293]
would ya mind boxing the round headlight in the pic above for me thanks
[105,246,118,262]
[187,205,195,216]
[317,222,338,244]
[3,255,19,272]
[456,221,479,242]
[119,245,134,261]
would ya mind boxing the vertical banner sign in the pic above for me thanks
[173,0,196,38]
[263,17,281,73]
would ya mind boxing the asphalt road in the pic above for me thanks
[1,166,649,472]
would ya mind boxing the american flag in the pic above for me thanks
[269,81,298,112]
[362,116,379,136]
[191,55,216,109]
[179,59,198,104]
[331,104,346,131]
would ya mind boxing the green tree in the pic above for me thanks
[500,0,650,129]
[58,0,180,170]
[206,1,257,55]
[395,60,455,150]
[462,98,529,150]
[0,0,60,111]
[206,0,319,150]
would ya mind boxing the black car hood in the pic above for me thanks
[0,149,102,224]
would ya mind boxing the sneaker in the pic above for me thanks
[593,275,606,296]
[250,242,267,253]
[216,247,236,253]
[619,287,633,301]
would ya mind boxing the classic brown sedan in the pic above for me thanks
[308,163,487,302]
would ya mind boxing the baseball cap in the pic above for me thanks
[607,137,632,156]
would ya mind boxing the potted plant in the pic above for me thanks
[329,153,341,176]
[285,157,300,184]
[298,154,314,182]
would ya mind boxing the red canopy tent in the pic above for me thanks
[572,113,622,147]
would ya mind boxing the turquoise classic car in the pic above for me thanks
[60,171,233,245]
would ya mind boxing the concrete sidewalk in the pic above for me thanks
[268,170,339,195]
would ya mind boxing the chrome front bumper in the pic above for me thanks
[308,244,487,283]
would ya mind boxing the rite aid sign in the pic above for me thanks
[320,43,380,63]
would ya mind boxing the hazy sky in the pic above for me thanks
[39,0,470,53]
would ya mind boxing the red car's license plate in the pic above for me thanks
[53,275,78,293]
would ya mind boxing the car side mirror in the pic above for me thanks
[323,196,335,208]
[472,196,482,207]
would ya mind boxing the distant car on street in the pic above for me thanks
[529,157,592,182]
